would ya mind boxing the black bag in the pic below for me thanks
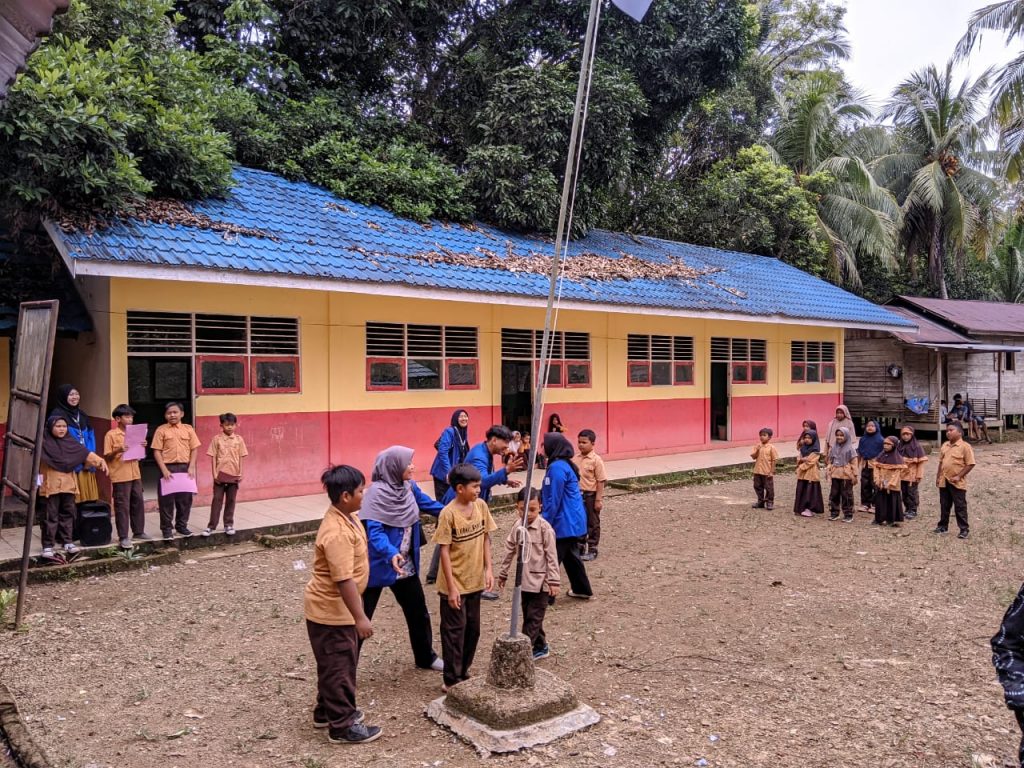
[76,500,112,547]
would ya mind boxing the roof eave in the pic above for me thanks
[52,251,916,332]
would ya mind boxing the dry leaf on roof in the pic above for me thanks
[59,200,278,241]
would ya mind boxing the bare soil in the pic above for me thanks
[3,442,1024,768]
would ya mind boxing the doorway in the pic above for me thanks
[127,357,193,495]
[501,361,533,437]
[710,362,729,441]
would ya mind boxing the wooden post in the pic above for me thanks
[936,350,944,443]
[998,352,1003,440]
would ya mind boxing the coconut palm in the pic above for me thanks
[766,73,899,285]
[991,221,1024,302]
[956,1,1024,182]
[875,61,1001,298]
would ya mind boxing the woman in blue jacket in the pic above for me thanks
[361,446,445,671]
[429,410,470,500]
[541,433,593,599]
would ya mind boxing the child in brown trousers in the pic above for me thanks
[498,487,560,660]
[203,412,248,537]
[573,429,607,560]
[103,404,149,548]
[826,426,857,522]
[751,427,778,509]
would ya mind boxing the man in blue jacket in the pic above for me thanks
[431,425,523,597]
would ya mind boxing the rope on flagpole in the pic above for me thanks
[509,0,603,638]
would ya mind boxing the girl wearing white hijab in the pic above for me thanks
[361,446,445,671]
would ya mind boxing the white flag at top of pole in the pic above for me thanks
[610,0,653,22]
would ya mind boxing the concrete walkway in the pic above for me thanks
[0,441,798,563]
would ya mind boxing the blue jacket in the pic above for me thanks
[541,460,587,539]
[430,426,466,483]
[365,482,444,589]
[441,441,508,504]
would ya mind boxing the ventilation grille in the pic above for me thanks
[251,317,300,355]
[127,312,192,353]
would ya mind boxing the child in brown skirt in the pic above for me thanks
[872,436,905,527]
[826,426,857,522]
[793,428,824,518]
[39,415,109,559]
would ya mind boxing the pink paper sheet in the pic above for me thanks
[121,423,149,461]
[160,473,198,495]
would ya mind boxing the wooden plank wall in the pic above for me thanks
[843,337,906,416]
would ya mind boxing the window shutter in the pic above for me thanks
[791,341,805,362]
[564,332,590,360]
[627,334,650,360]
[501,328,533,359]
[126,312,193,353]
[366,322,404,356]
[750,339,767,361]
[651,335,672,360]
[444,326,478,357]
[407,324,443,357]
[822,342,836,362]
[250,317,299,355]
[673,336,694,361]
[711,337,730,361]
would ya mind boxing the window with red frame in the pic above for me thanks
[499,328,592,387]
[627,334,694,386]
[366,322,479,391]
[129,312,301,395]
[791,341,836,383]
[711,336,767,384]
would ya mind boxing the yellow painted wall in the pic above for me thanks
[96,278,844,414]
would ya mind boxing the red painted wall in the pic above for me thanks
[607,397,707,455]
[778,392,843,438]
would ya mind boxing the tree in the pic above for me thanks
[956,0,1024,182]
[876,62,1000,298]
[670,145,830,276]
[0,0,237,220]
[766,73,899,285]
[990,221,1024,302]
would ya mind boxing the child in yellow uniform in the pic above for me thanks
[793,428,823,517]
[433,463,497,692]
[573,429,607,560]
[39,416,108,559]
[826,427,857,522]
[103,404,149,548]
[203,413,249,537]
[750,427,778,510]
[896,425,927,521]
[872,437,905,527]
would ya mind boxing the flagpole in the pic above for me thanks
[509,0,603,638]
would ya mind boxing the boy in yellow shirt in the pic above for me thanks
[751,427,778,510]
[303,465,382,744]
[574,429,607,561]
[103,404,150,548]
[433,463,497,692]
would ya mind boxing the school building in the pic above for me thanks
[25,168,912,503]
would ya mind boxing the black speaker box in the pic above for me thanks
[76,500,112,547]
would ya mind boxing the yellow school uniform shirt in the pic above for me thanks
[573,451,607,492]
[39,462,78,497]
[151,423,201,464]
[938,440,976,490]
[432,499,497,596]
[207,433,249,478]
[103,427,142,483]
[871,460,904,491]
[303,505,369,626]
[796,451,820,482]
[751,443,779,476]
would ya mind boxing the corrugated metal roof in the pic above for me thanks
[886,306,973,345]
[52,167,914,329]
[0,0,69,101]
[897,295,1024,335]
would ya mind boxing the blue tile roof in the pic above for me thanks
[52,167,914,329]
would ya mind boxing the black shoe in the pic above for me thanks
[580,551,597,561]
[425,577,436,585]
[842,516,854,523]
[905,511,917,520]
[315,709,363,729]
[958,530,969,539]
[162,530,174,541]
[932,527,948,534]
[481,591,499,601]
[328,723,382,744]
[829,513,840,521]
[176,527,194,538]
[765,503,774,510]
[751,502,765,509]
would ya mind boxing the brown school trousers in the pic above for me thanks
[208,481,239,529]
[439,591,482,688]
[582,491,600,551]
[520,590,549,652]
[828,478,854,517]
[306,619,361,729]
[42,493,76,548]
[753,474,774,505]
[157,462,193,534]
[112,479,146,539]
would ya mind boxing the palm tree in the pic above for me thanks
[875,61,1000,298]
[991,221,1024,302]
[766,74,899,285]
[956,1,1024,182]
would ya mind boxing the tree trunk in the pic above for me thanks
[930,218,948,299]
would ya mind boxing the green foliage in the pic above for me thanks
[465,64,646,232]
[0,588,15,626]
[990,222,1024,302]
[0,0,236,217]
[673,145,830,276]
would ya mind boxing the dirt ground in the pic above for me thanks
[3,442,1024,768]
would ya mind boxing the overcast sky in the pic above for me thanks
[842,0,1016,108]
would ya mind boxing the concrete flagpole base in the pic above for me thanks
[425,633,600,754]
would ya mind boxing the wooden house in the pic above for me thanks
[844,296,1024,437]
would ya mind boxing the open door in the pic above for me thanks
[127,357,193,495]
[710,361,729,441]
[501,360,533,436]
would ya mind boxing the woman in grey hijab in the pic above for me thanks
[361,446,445,671]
